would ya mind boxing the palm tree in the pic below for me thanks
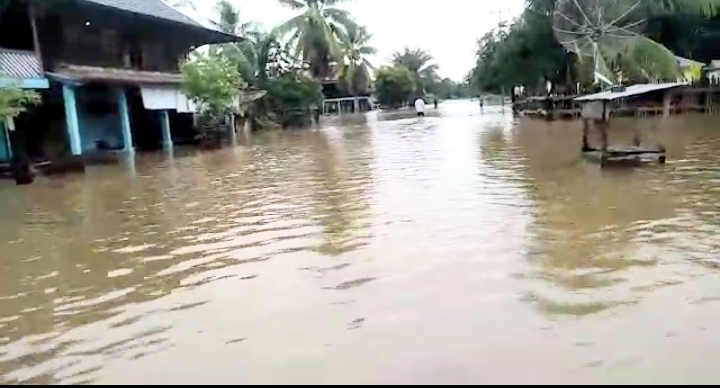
[391,47,440,95]
[338,24,375,111]
[206,1,263,81]
[273,0,357,80]
[170,1,269,85]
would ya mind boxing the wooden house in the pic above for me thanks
[0,0,240,165]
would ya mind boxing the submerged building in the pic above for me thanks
[0,0,239,165]
[318,64,373,115]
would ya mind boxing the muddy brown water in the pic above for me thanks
[1,100,720,384]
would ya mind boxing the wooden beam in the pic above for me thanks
[27,3,44,73]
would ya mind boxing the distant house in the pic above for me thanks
[676,55,705,83]
[317,63,373,115]
[0,0,240,164]
[704,60,720,83]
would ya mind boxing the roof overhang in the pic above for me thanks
[199,30,244,45]
[76,0,243,46]
[575,82,686,102]
[47,64,182,85]
[676,56,705,69]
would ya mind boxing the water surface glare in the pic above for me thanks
[1,100,720,384]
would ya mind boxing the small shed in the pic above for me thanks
[573,83,681,166]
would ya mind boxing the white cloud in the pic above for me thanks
[178,0,525,81]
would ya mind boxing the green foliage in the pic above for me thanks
[180,55,243,118]
[470,0,720,95]
[0,85,41,120]
[391,48,439,95]
[273,0,357,79]
[434,78,472,99]
[265,73,322,111]
[470,10,571,95]
[263,73,323,127]
[338,24,375,96]
[374,65,416,108]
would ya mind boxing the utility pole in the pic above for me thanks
[489,8,511,26]
[490,8,512,109]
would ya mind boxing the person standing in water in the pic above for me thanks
[414,96,426,117]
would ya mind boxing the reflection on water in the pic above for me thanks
[2,101,720,383]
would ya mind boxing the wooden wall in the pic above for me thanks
[33,2,199,73]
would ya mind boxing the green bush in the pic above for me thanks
[374,65,416,108]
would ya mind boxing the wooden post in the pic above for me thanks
[582,119,591,151]
[27,4,44,72]
[228,113,236,145]
[600,102,609,153]
[662,90,672,117]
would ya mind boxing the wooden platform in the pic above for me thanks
[582,145,666,166]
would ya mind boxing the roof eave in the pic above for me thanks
[200,30,245,45]
[76,0,243,46]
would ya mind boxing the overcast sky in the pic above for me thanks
[179,0,526,81]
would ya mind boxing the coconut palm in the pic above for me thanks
[273,0,357,80]
[391,47,440,95]
[338,24,375,96]
[170,1,267,84]
[205,1,264,82]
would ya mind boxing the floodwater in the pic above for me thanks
[1,100,720,384]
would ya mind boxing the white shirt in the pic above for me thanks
[414,98,426,113]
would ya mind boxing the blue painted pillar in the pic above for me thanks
[0,121,11,162]
[62,84,82,155]
[160,110,172,148]
[116,87,133,152]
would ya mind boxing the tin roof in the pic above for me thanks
[80,0,203,28]
[676,56,705,68]
[0,49,43,79]
[575,82,686,102]
[78,0,241,44]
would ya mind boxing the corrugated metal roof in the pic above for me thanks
[575,82,686,102]
[676,56,705,68]
[0,49,43,79]
[80,0,204,28]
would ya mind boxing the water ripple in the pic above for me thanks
[0,104,719,383]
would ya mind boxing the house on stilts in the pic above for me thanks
[0,0,240,170]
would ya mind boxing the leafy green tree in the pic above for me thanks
[470,0,720,95]
[0,84,41,121]
[374,65,416,108]
[264,73,322,127]
[180,55,243,118]
[434,78,472,99]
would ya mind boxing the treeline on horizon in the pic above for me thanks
[467,0,720,96]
